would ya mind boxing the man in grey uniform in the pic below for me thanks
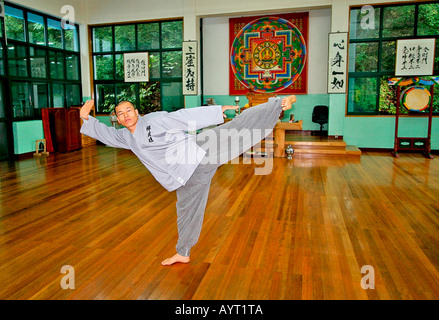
[80,95,295,265]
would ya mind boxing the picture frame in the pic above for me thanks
[395,38,436,76]
[124,52,149,82]
[327,32,348,94]
[182,41,198,95]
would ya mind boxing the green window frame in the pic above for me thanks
[0,3,82,120]
[90,20,183,114]
[348,2,439,116]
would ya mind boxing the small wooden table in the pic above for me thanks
[273,120,303,157]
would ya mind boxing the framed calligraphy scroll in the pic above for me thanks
[395,38,436,76]
[182,41,198,95]
[229,12,308,95]
[327,32,348,94]
[124,52,149,82]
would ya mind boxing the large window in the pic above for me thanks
[348,2,439,115]
[1,3,81,119]
[91,20,183,114]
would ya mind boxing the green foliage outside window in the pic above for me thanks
[349,2,439,115]
[92,20,183,114]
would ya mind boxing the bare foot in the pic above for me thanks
[161,253,190,266]
[281,95,296,111]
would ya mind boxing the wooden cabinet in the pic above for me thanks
[42,107,82,153]
[54,108,82,153]
[71,106,96,147]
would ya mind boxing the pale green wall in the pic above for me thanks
[192,94,331,130]
[12,95,439,154]
[344,116,439,149]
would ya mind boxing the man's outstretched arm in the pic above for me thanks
[80,100,130,149]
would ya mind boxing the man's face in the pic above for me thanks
[115,103,139,129]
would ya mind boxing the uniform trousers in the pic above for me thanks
[175,99,283,256]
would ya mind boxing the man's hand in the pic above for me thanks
[80,100,95,120]
[281,95,297,111]
[221,105,239,118]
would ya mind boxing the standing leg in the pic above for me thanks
[161,163,218,266]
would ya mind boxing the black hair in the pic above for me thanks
[115,100,135,109]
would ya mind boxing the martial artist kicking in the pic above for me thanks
[79,95,295,265]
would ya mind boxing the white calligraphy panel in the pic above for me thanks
[395,38,436,76]
[328,33,348,94]
[124,52,149,82]
[182,41,198,95]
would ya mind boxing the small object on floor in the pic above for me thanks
[33,139,49,157]
[285,144,294,159]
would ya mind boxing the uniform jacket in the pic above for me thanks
[80,105,224,191]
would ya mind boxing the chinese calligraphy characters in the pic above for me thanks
[395,39,435,77]
[183,41,198,95]
[328,33,348,93]
[124,53,149,82]
[146,125,153,143]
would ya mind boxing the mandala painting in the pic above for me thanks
[229,13,308,95]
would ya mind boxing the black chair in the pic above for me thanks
[312,105,328,135]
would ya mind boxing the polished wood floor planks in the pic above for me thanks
[1,146,439,299]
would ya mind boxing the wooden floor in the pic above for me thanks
[1,145,439,300]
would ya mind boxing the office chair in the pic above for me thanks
[312,105,328,135]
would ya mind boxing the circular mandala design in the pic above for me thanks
[230,16,307,93]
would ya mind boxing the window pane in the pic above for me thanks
[28,13,46,45]
[349,7,380,39]
[30,47,47,78]
[418,3,439,36]
[436,41,439,71]
[8,44,28,77]
[0,83,4,119]
[116,83,136,105]
[11,82,31,118]
[382,5,415,38]
[162,51,182,77]
[66,84,81,106]
[94,55,114,80]
[348,77,377,114]
[115,25,136,51]
[5,6,25,41]
[162,21,183,49]
[32,82,49,111]
[53,83,65,107]
[149,53,160,78]
[139,81,161,114]
[66,54,79,80]
[161,81,183,112]
[0,45,6,75]
[380,41,396,72]
[49,51,65,79]
[96,84,115,112]
[115,54,124,80]
[93,27,113,52]
[348,42,378,72]
[379,76,397,115]
[48,19,63,49]
[64,24,79,51]
[137,23,160,50]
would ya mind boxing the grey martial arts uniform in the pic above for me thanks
[80,98,283,257]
